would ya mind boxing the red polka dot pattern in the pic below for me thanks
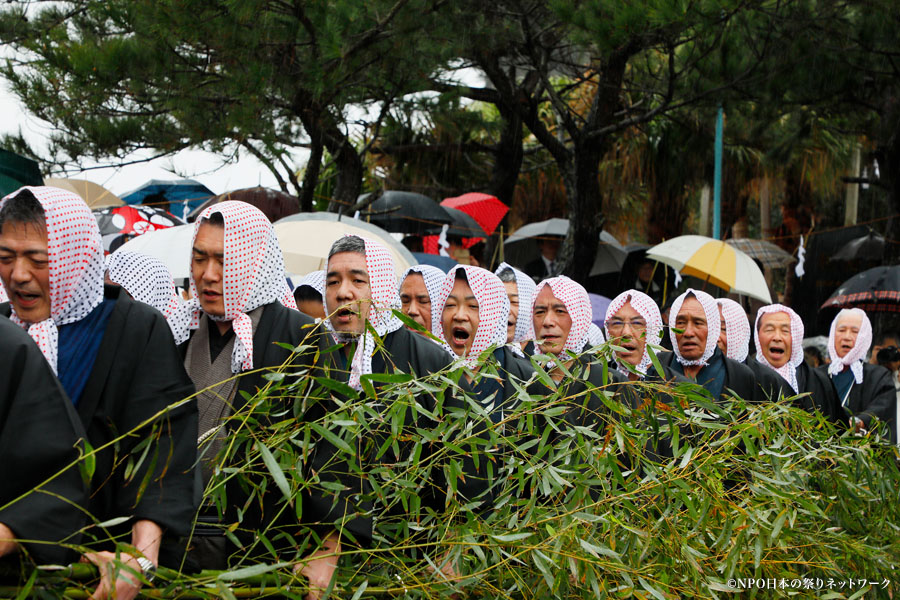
[668,288,721,367]
[495,262,536,342]
[717,298,750,363]
[606,289,663,376]
[753,303,805,393]
[170,201,297,373]
[433,265,510,367]
[532,276,593,360]
[1,186,105,373]
[400,265,445,334]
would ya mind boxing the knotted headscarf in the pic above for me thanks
[325,236,403,390]
[433,265,509,367]
[827,308,873,384]
[718,298,751,363]
[533,276,593,361]
[668,288,720,367]
[105,251,182,319]
[495,262,537,343]
[296,270,326,299]
[399,264,446,334]
[754,304,804,393]
[605,289,664,377]
[1,186,104,374]
[587,323,605,347]
[169,201,296,373]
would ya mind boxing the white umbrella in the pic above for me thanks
[646,235,771,303]
[115,224,194,280]
[503,218,626,275]
[275,212,415,277]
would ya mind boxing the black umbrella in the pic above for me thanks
[425,206,487,238]
[820,265,900,313]
[358,191,451,235]
[830,231,885,262]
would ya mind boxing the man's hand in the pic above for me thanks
[294,532,340,600]
[0,523,18,558]
[82,551,143,600]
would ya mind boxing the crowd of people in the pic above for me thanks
[0,185,897,599]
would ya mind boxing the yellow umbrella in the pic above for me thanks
[274,213,415,277]
[646,235,771,303]
[44,177,124,209]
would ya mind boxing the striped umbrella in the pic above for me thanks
[725,238,795,268]
[646,235,771,303]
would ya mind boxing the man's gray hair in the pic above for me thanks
[328,235,366,260]
[496,267,517,283]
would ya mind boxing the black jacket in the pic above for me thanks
[795,361,842,425]
[0,317,89,565]
[659,349,758,403]
[3,287,198,547]
[821,362,897,440]
[747,358,794,402]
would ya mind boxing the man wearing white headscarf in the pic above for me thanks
[823,308,896,440]
[604,290,681,382]
[717,298,791,401]
[754,304,841,422]
[495,262,537,354]
[294,269,326,320]
[308,235,454,596]
[658,289,756,402]
[0,186,196,599]
[172,201,323,574]
[399,264,445,334]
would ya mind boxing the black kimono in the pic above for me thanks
[795,361,842,424]
[823,362,897,441]
[4,286,197,552]
[177,302,320,566]
[308,326,453,544]
[0,318,88,565]
[660,348,757,403]
[747,358,794,402]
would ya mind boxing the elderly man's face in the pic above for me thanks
[442,276,480,356]
[533,285,572,356]
[834,312,863,359]
[326,251,372,336]
[399,273,432,333]
[607,301,647,367]
[674,297,708,361]
[758,311,793,368]
[0,221,51,323]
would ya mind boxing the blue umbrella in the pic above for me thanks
[411,252,457,273]
[121,179,214,220]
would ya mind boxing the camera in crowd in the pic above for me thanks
[876,345,900,367]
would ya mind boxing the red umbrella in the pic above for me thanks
[94,205,184,253]
[440,193,508,236]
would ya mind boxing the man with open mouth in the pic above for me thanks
[657,289,757,403]
[754,303,841,422]
[717,298,792,402]
[0,186,197,599]
[824,308,896,440]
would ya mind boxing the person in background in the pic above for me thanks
[658,289,757,402]
[398,264,445,335]
[0,186,196,600]
[717,298,791,400]
[105,251,183,322]
[494,262,536,354]
[293,270,326,320]
[522,236,562,282]
[824,309,896,441]
[604,290,678,382]
[633,259,663,305]
[754,304,841,423]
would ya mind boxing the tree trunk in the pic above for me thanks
[487,104,524,208]
[559,139,604,282]
[299,133,324,213]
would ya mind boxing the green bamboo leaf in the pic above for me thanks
[13,569,36,600]
[491,532,533,542]
[216,561,291,581]
[309,421,355,455]
[638,577,667,600]
[96,516,132,529]
[579,539,621,560]
[255,442,291,502]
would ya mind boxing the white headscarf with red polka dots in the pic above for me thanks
[587,323,605,347]
[434,265,510,367]
[0,282,6,303]
[400,264,445,334]
[325,235,403,390]
[827,308,873,384]
[754,304,804,393]
[533,276,592,361]
[296,270,326,299]
[495,262,537,343]
[668,288,721,367]
[605,289,663,376]
[1,186,105,374]
[170,201,297,373]
[718,298,750,363]
[106,251,182,319]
